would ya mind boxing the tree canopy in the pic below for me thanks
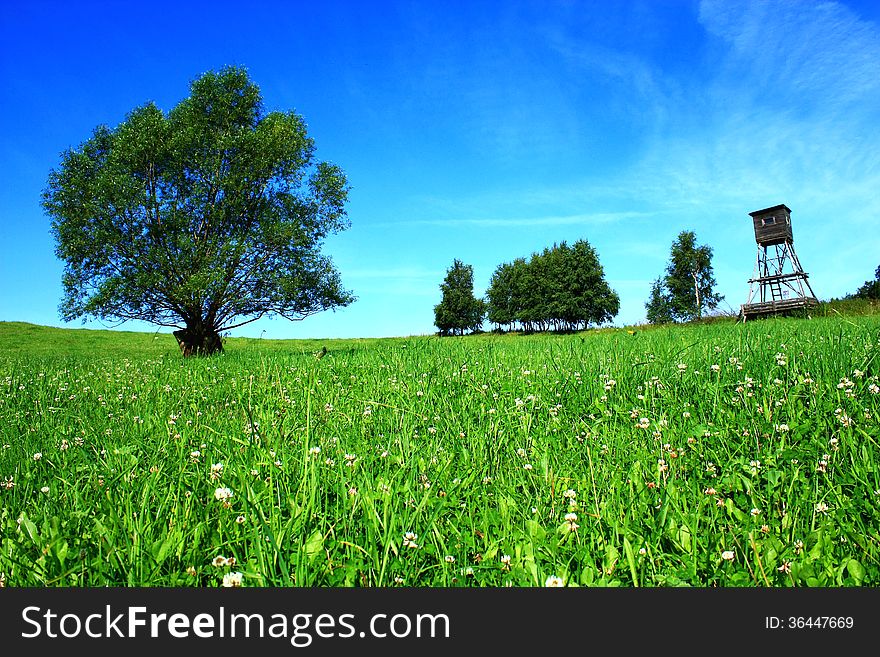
[44,66,354,355]
[485,240,619,332]
[849,265,880,300]
[434,259,485,336]
[646,231,723,323]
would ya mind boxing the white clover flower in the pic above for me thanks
[40,486,50,494]
[544,575,565,587]
[815,502,829,514]
[214,487,233,502]
[222,572,244,587]
[33,452,42,461]
[212,556,228,567]
[444,555,455,564]
[402,532,418,549]
[721,550,735,561]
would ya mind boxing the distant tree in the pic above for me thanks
[562,239,620,329]
[43,66,354,355]
[645,277,674,324]
[521,247,553,331]
[434,259,485,336]
[647,231,723,323]
[850,265,880,300]
[486,261,517,330]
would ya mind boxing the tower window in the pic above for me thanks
[762,216,776,226]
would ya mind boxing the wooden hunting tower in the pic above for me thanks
[740,204,818,321]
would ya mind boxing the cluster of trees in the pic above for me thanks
[434,240,620,335]
[848,265,880,300]
[646,231,724,324]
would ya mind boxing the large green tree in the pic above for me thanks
[43,66,354,355]
[434,259,485,336]
[646,231,723,323]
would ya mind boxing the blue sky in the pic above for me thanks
[2,0,879,339]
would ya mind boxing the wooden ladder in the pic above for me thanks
[769,278,784,301]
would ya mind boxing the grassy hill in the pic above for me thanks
[1,311,878,587]
[0,321,396,359]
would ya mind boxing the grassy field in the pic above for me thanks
[1,313,878,587]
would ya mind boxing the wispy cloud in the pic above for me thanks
[371,210,651,229]
[345,266,439,280]
[699,0,880,112]
[342,266,443,298]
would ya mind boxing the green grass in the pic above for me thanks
[1,316,879,587]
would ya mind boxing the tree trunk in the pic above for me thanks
[173,322,223,356]
[692,271,701,319]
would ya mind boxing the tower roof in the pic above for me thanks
[749,204,791,217]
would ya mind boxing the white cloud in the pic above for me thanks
[372,210,649,229]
